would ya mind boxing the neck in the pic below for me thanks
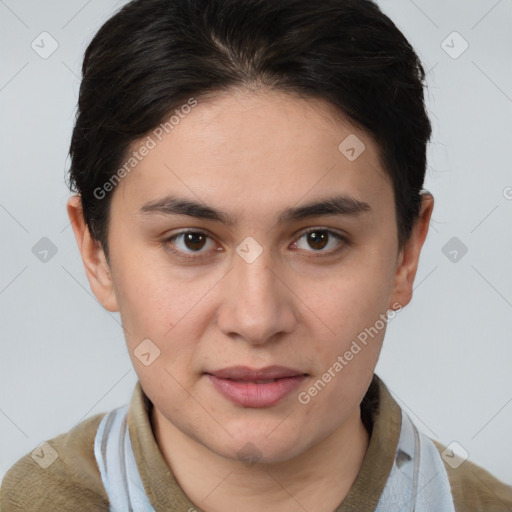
[152,406,370,512]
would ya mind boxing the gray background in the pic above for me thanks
[1,0,511,487]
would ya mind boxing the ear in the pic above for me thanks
[389,192,434,310]
[66,195,119,312]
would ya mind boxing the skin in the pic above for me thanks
[67,87,433,511]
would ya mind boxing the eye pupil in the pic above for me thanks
[307,231,328,250]
[184,232,206,251]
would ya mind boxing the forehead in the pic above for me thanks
[112,88,392,223]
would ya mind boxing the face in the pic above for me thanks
[69,88,431,465]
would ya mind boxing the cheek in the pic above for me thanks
[301,260,394,346]
[114,277,170,342]
[109,238,182,326]
[294,257,395,399]
[110,257,220,382]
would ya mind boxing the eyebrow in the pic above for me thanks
[139,194,372,226]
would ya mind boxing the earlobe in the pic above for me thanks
[388,192,434,310]
[66,195,119,312]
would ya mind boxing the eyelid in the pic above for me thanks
[162,226,349,261]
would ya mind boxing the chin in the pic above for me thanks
[207,427,308,466]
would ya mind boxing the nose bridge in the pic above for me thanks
[233,240,280,311]
[218,238,295,343]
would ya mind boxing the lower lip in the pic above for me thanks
[207,374,307,408]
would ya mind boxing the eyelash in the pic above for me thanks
[162,228,349,262]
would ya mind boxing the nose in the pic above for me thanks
[216,245,297,346]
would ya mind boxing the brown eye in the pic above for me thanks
[306,231,329,250]
[164,230,216,258]
[294,228,346,253]
[182,232,207,251]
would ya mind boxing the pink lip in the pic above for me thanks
[205,365,308,408]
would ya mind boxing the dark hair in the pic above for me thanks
[67,0,432,262]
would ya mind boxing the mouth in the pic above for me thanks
[204,365,308,408]
[205,365,307,380]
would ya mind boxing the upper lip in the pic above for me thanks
[206,365,307,380]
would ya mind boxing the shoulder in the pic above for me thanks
[431,439,512,512]
[0,412,110,512]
